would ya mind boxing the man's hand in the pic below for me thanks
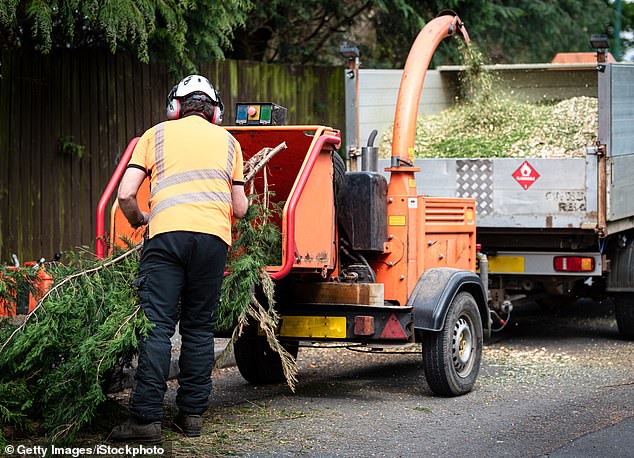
[131,211,150,229]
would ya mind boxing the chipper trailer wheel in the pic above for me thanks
[422,291,483,396]
[234,326,299,385]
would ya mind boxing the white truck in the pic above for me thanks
[363,61,634,339]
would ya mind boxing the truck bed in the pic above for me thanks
[378,63,634,237]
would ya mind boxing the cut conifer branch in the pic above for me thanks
[0,244,143,353]
[0,142,294,443]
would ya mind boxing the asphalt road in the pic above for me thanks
[166,299,634,457]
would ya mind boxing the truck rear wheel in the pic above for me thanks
[234,329,299,385]
[422,291,483,396]
[614,293,634,340]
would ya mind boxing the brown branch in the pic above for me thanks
[302,2,372,64]
[244,142,287,184]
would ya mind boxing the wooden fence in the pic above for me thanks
[0,50,345,262]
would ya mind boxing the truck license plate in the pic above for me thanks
[476,256,525,273]
[279,316,347,338]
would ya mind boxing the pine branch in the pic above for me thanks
[0,244,143,353]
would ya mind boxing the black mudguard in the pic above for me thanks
[407,268,490,337]
[607,234,634,292]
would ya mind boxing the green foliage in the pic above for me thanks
[0,192,286,441]
[230,0,613,67]
[216,193,283,331]
[0,0,251,71]
[372,0,613,67]
[58,136,87,160]
[0,379,32,447]
[620,1,634,58]
[0,247,151,442]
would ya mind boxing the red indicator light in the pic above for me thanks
[553,256,594,272]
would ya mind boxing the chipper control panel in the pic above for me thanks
[235,103,287,126]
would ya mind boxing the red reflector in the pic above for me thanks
[553,256,594,272]
[353,316,375,336]
[379,314,408,339]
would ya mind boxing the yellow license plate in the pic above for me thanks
[476,256,525,273]
[279,316,347,338]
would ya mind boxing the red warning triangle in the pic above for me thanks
[379,314,407,339]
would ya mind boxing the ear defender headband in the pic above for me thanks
[165,75,225,125]
[212,93,224,125]
[166,85,180,120]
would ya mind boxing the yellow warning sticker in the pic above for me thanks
[408,178,416,188]
[389,215,406,226]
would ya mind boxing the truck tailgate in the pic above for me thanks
[379,156,598,230]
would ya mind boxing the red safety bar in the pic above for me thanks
[95,133,341,279]
[269,133,341,280]
[95,137,140,258]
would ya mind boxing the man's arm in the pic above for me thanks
[118,168,149,228]
[231,184,249,218]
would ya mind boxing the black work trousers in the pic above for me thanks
[129,231,228,423]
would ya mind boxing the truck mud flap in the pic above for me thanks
[407,268,490,336]
[607,234,634,292]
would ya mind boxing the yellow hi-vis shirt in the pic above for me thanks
[127,115,244,246]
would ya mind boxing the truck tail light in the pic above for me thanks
[553,256,594,272]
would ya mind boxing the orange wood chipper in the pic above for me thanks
[96,12,490,396]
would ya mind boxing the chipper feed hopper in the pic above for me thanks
[97,12,490,396]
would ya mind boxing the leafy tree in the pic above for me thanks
[228,0,418,64]
[620,0,634,58]
[229,0,615,67]
[0,0,251,71]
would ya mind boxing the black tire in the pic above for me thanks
[234,328,299,385]
[614,293,634,340]
[422,292,483,396]
[332,151,346,195]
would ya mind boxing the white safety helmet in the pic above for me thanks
[166,74,224,124]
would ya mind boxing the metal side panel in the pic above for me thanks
[599,64,634,158]
[607,154,634,223]
[378,157,598,230]
[600,64,634,226]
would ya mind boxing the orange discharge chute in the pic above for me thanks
[391,13,469,164]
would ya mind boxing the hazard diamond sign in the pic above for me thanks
[512,161,540,190]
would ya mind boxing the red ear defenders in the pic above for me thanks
[166,88,224,125]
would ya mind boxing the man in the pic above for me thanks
[110,75,248,442]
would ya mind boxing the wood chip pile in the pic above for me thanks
[380,96,598,159]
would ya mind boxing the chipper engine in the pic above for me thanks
[97,12,490,396]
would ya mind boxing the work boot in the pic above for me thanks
[108,418,162,443]
[173,413,203,437]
